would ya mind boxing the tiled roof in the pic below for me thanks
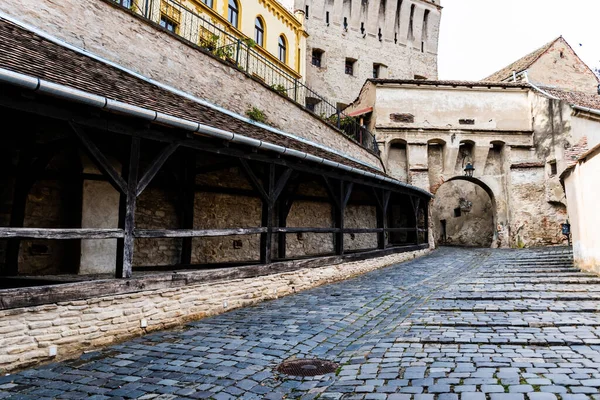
[565,136,589,166]
[541,86,600,111]
[369,78,529,88]
[483,37,561,82]
[0,18,382,175]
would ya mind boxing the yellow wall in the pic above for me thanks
[169,0,306,79]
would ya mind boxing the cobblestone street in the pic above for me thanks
[5,247,600,400]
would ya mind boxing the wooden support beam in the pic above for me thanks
[410,196,421,245]
[180,150,196,265]
[135,227,266,238]
[260,164,275,264]
[116,137,140,279]
[376,189,391,249]
[239,159,269,202]
[334,180,353,255]
[0,228,124,239]
[136,143,179,196]
[277,172,300,260]
[70,123,127,194]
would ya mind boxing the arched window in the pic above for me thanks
[278,35,287,63]
[254,17,265,46]
[228,0,239,28]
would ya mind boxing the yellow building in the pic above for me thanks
[139,0,307,82]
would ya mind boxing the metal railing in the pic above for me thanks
[111,0,380,154]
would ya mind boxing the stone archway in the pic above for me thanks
[432,176,497,248]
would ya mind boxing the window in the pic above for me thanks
[549,161,557,176]
[202,0,213,7]
[378,28,382,41]
[117,0,133,8]
[408,4,415,41]
[254,17,264,46]
[278,35,287,63]
[345,58,355,75]
[343,17,348,30]
[326,11,330,25]
[305,5,309,18]
[421,9,430,52]
[228,0,239,28]
[360,22,365,35]
[373,64,381,78]
[160,15,178,33]
[454,208,462,218]
[312,49,324,67]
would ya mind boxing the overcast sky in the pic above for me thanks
[438,0,600,80]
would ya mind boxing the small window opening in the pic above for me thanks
[549,161,557,176]
[378,28,382,41]
[326,11,330,24]
[454,208,462,218]
[305,5,309,18]
[408,4,415,41]
[394,32,398,44]
[343,17,348,30]
[312,49,324,67]
[373,63,381,78]
[345,58,355,75]
[360,22,365,34]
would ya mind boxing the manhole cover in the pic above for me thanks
[276,359,339,377]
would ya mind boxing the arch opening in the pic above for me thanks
[432,176,496,248]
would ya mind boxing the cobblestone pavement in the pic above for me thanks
[4,247,600,400]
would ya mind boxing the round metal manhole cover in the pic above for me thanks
[276,359,339,377]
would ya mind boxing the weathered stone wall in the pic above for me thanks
[431,180,494,247]
[0,248,429,373]
[528,39,599,95]
[0,0,382,171]
[297,0,440,106]
[134,187,182,267]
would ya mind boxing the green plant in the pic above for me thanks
[200,33,219,51]
[271,83,288,97]
[214,44,235,60]
[246,106,267,123]
[243,38,257,48]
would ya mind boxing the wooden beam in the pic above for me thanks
[70,123,127,194]
[116,137,140,279]
[180,150,196,265]
[272,168,293,202]
[277,171,300,260]
[376,190,391,249]
[239,159,269,202]
[0,91,433,199]
[135,227,267,238]
[260,164,275,264]
[335,180,353,255]
[136,142,179,196]
[0,228,124,239]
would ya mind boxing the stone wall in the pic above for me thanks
[0,248,429,373]
[0,0,382,171]
[431,180,494,247]
[297,0,440,106]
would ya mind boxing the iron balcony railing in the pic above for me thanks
[111,0,380,155]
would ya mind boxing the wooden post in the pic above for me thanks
[410,196,421,245]
[180,150,195,265]
[276,173,298,260]
[4,172,30,276]
[116,137,140,279]
[375,189,391,250]
[260,164,275,264]
[334,181,353,255]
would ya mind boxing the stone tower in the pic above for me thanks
[295,0,442,108]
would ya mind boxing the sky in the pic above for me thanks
[438,0,600,80]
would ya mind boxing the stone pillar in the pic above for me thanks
[79,155,120,275]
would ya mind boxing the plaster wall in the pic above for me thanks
[564,148,600,272]
[0,0,382,171]
[375,86,532,131]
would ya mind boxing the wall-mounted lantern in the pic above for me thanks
[464,162,475,177]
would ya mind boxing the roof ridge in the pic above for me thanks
[482,36,562,82]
